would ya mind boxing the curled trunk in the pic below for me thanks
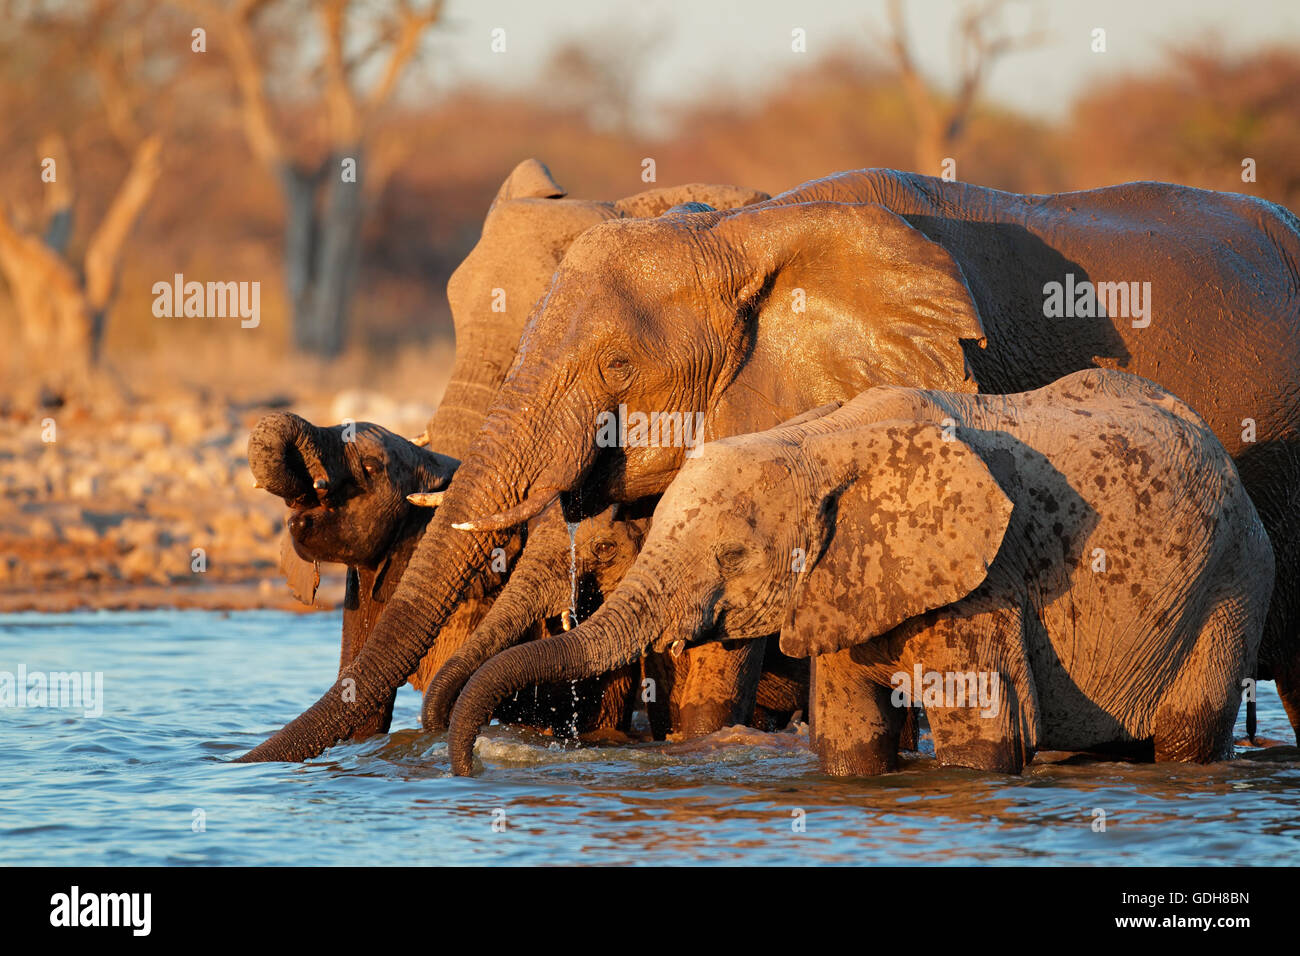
[448,569,665,775]
[237,370,596,762]
[247,412,346,500]
[422,546,565,731]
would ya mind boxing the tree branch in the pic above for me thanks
[83,136,163,311]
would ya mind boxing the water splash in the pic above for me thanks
[565,520,582,741]
[566,520,580,626]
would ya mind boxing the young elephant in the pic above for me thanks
[423,504,650,738]
[447,369,1273,776]
[247,412,495,738]
[423,502,810,740]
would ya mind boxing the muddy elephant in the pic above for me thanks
[424,503,649,738]
[244,160,769,745]
[447,369,1273,776]
[418,159,772,738]
[246,414,636,739]
[422,501,808,739]
[239,167,1300,763]
[246,414,477,736]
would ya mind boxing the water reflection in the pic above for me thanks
[1,610,1297,865]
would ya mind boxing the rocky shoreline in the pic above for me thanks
[1,381,432,613]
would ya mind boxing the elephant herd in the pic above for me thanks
[240,159,1300,778]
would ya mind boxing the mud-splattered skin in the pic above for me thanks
[423,501,808,740]
[247,413,466,737]
[244,165,1300,765]
[239,162,769,759]
[447,370,1273,776]
[423,505,649,738]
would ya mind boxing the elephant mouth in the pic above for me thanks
[285,505,334,562]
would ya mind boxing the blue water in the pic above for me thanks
[1,610,1298,865]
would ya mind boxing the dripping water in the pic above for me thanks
[566,519,582,740]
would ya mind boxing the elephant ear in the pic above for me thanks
[279,531,319,606]
[614,183,769,218]
[715,201,986,396]
[489,158,567,212]
[779,421,1012,658]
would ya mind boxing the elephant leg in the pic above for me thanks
[810,648,902,776]
[1273,655,1300,741]
[670,640,767,737]
[642,653,677,740]
[577,666,637,734]
[1235,438,1300,742]
[909,606,1039,774]
[340,568,398,741]
[1155,592,1260,763]
[898,707,919,751]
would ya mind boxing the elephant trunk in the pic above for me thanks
[247,412,346,501]
[447,567,669,775]
[236,371,598,762]
[422,545,567,731]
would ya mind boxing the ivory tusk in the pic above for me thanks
[410,433,430,447]
[406,491,446,508]
[669,639,685,659]
[561,609,573,632]
[252,479,263,489]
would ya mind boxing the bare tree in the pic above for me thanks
[182,0,444,357]
[886,0,1044,176]
[0,1,165,379]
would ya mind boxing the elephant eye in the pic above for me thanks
[601,353,634,388]
[361,457,384,476]
[590,540,617,562]
[714,543,747,572]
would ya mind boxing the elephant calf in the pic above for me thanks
[447,369,1273,777]
[248,413,802,743]
[248,412,507,738]
[423,502,809,741]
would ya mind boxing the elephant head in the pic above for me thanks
[248,412,458,576]
[445,392,1012,774]
[426,159,771,459]
[420,501,651,732]
[237,182,985,762]
[247,413,458,738]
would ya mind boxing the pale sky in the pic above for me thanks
[421,0,1300,126]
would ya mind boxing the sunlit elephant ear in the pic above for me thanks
[489,158,567,212]
[713,201,987,394]
[279,531,319,606]
[778,421,1011,658]
[613,183,769,218]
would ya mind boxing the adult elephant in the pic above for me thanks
[238,167,1300,762]
[240,158,770,748]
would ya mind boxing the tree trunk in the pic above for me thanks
[278,150,363,358]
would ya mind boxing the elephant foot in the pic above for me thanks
[927,675,1029,774]
[810,649,903,777]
